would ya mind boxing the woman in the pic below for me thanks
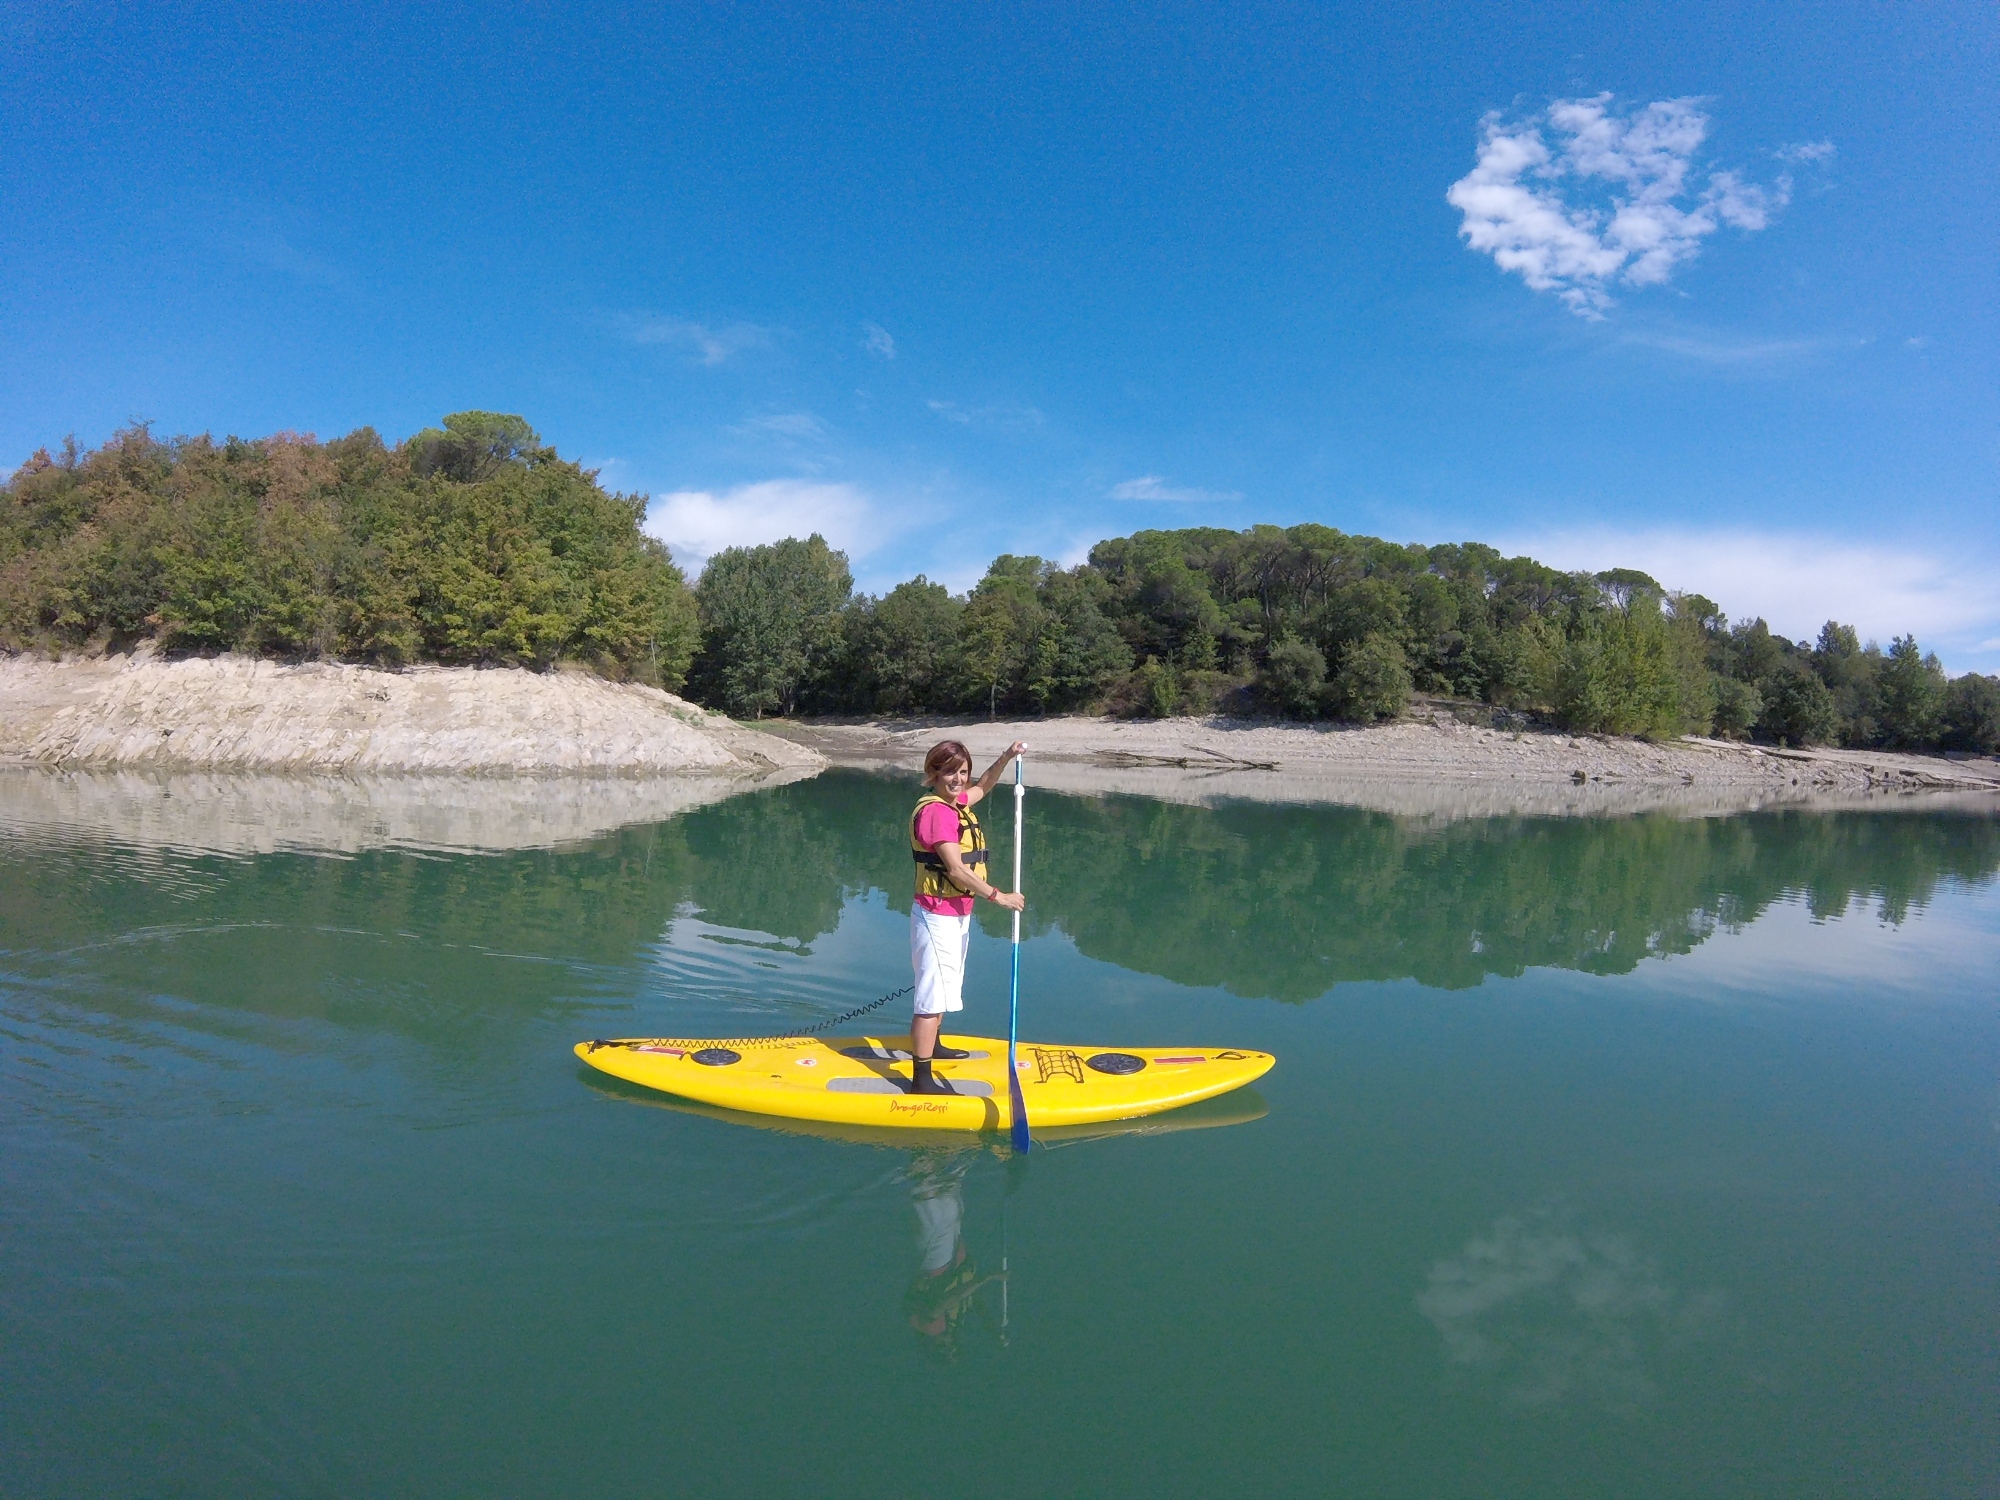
[906,738,1027,1094]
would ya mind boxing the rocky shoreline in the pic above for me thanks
[0,651,821,778]
[3,655,1995,830]
[764,704,2000,819]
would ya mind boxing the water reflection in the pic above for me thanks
[3,770,1993,1020]
[1417,1209,1728,1410]
[902,1150,1004,1359]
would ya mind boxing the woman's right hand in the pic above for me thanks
[991,890,1026,913]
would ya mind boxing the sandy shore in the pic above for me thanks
[4,655,1993,827]
[765,705,2000,820]
[0,651,821,778]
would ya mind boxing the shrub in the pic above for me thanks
[1330,633,1410,722]
[1260,637,1326,718]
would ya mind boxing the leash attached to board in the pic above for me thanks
[1007,752,1032,1155]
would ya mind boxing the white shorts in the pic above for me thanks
[910,907,972,1016]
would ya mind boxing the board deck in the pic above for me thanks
[574,1032,1274,1133]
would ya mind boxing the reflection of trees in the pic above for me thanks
[3,774,1996,1031]
[1007,794,2000,1000]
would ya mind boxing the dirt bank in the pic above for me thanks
[0,651,822,778]
[765,705,2000,820]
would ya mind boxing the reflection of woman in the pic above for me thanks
[906,738,1026,1096]
[903,1150,998,1358]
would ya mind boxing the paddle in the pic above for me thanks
[1007,751,1032,1155]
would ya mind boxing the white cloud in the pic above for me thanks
[730,411,829,442]
[927,399,1044,432]
[1497,526,2000,649]
[861,322,896,359]
[1109,474,1244,503]
[1447,95,1788,317]
[1774,140,1836,163]
[643,479,874,573]
[1904,335,1931,350]
[620,315,774,365]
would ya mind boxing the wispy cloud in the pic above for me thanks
[620,315,775,366]
[1618,328,1845,364]
[1774,140,1836,164]
[1109,474,1244,503]
[643,479,874,573]
[1497,526,1999,651]
[1447,95,1790,317]
[861,322,896,359]
[241,233,348,289]
[729,411,830,442]
[927,399,1044,432]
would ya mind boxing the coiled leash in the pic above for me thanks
[584,983,914,1054]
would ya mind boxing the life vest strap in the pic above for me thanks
[913,848,988,869]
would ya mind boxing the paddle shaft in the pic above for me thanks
[1007,756,1031,1154]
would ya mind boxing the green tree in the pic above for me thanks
[1758,663,1841,746]
[406,411,545,482]
[1875,635,1946,748]
[957,581,1040,718]
[1939,673,2000,754]
[1330,633,1411,721]
[1554,597,1702,737]
[835,576,964,712]
[1710,675,1762,739]
[1030,566,1132,710]
[1260,636,1326,717]
[1812,621,1882,745]
[689,535,852,716]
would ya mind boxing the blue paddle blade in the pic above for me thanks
[1008,928,1030,1155]
[1008,1060,1031,1155]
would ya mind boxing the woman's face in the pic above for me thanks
[934,759,972,798]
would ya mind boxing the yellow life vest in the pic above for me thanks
[911,792,987,899]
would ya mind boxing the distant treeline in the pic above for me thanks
[5,416,1996,752]
[691,522,1999,754]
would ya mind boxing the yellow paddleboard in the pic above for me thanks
[592,1075,1270,1150]
[574,1032,1274,1133]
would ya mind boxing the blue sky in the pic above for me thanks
[4,1,1995,666]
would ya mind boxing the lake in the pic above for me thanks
[3,768,1995,1497]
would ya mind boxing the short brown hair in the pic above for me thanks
[923,739,972,783]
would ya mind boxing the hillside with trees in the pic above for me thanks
[5,418,1996,754]
[0,415,698,685]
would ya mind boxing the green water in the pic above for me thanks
[3,770,1996,1498]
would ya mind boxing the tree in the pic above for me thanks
[1758,663,1841,746]
[836,576,963,713]
[1711,675,1762,739]
[1940,674,2000,754]
[1812,620,1881,746]
[406,411,545,482]
[1553,597,1703,737]
[1875,634,1946,748]
[1260,636,1326,717]
[1330,633,1411,722]
[690,535,852,717]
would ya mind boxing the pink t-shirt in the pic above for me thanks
[915,798,977,916]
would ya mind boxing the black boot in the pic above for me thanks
[930,1040,972,1060]
[909,1057,953,1095]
